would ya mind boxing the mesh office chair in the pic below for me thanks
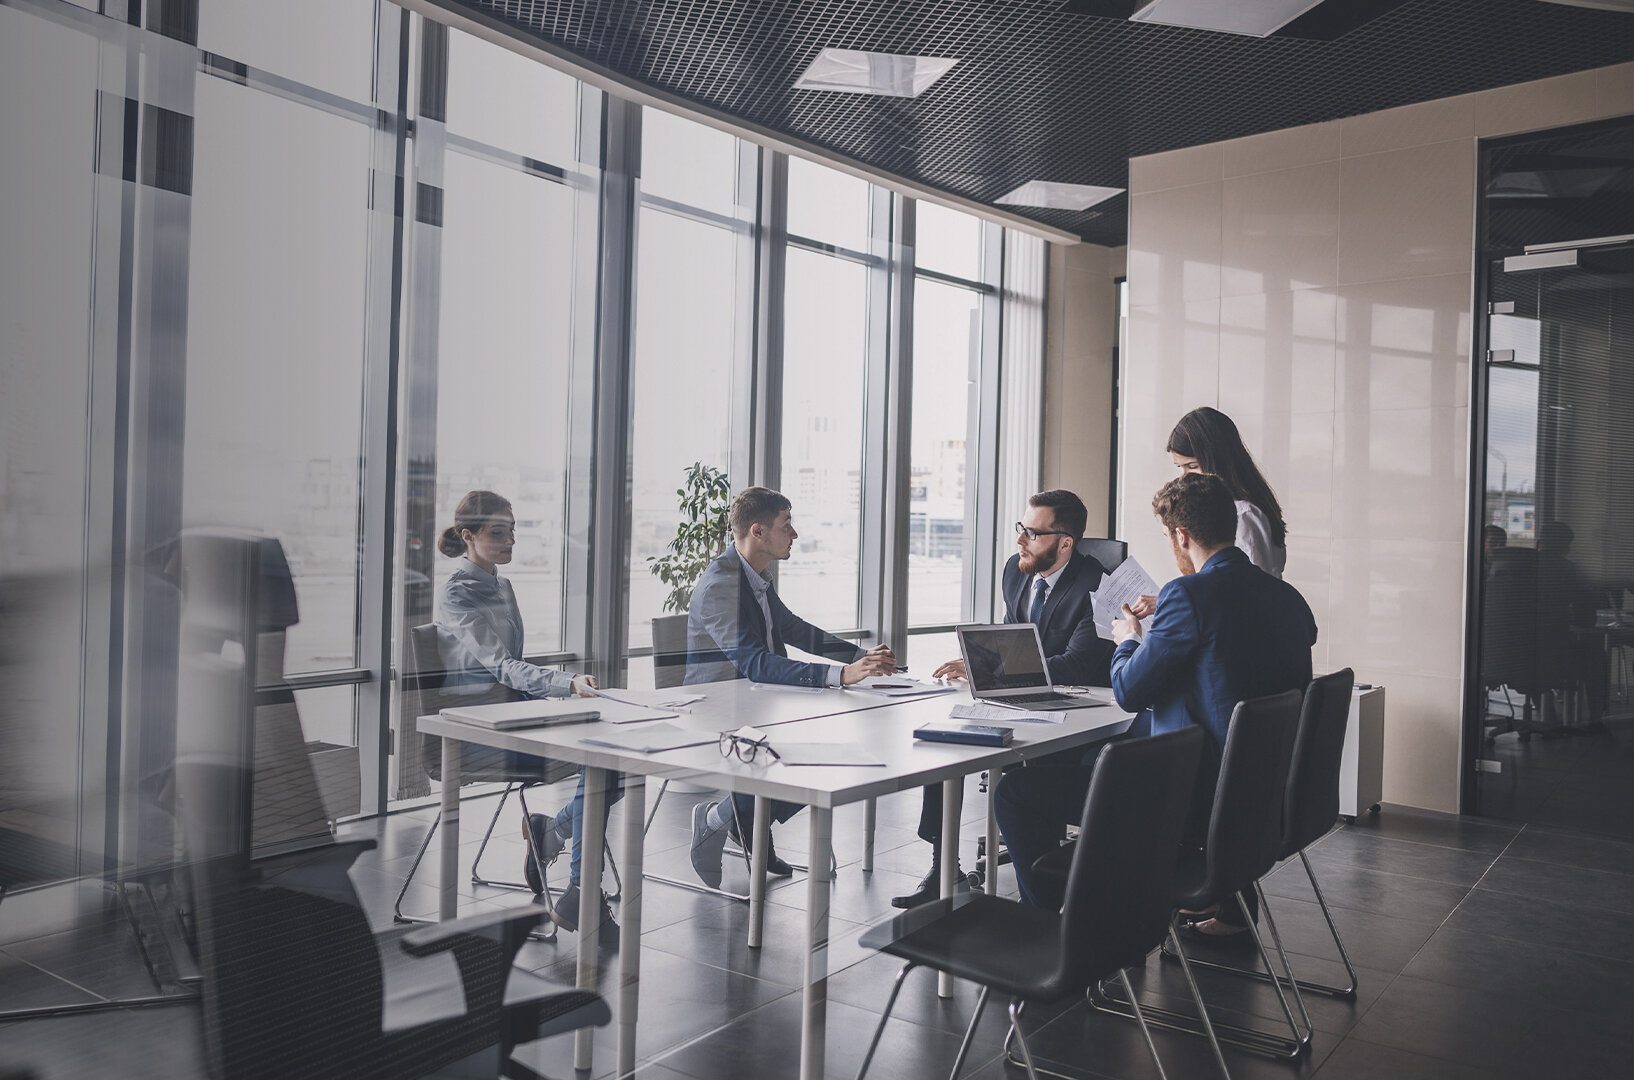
[854,726,1208,1080]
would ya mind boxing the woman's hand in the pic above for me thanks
[571,673,599,698]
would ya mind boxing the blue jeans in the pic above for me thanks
[553,770,626,887]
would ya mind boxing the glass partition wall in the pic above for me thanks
[1467,117,1634,839]
[0,0,1050,909]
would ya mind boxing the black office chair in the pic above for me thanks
[1086,690,1307,1071]
[181,763,609,1080]
[1168,669,1359,999]
[853,726,1207,1080]
[1077,537,1129,576]
[394,624,606,937]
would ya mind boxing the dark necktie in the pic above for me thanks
[1028,578,1048,626]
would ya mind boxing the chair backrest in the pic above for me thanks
[1054,725,1207,995]
[1197,689,1303,903]
[1282,668,1353,856]
[407,624,559,785]
[651,614,690,689]
[1078,538,1128,577]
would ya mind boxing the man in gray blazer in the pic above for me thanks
[684,486,897,886]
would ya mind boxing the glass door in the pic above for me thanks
[1472,238,1634,837]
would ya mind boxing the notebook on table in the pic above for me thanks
[955,623,1109,712]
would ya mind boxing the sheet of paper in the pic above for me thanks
[948,702,1065,725]
[749,681,825,694]
[1091,556,1160,640]
[772,742,886,767]
[591,687,706,710]
[578,722,718,753]
[848,676,957,698]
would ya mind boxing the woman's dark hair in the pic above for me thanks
[438,490,513,557]
[1165,407,1287,548]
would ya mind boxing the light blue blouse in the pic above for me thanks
[435,557,574,699]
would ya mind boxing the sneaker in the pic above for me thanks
[523,812,566,894]
[891,862,969,909]
[728,820,792,877]
[550,883,620,951]
[690,802,728,888]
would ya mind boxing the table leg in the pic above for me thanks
[985,785,1001,898]
[938,777,962,998]
[799,807,832,1080]
[862,797,876,872]
[574,766,608,1072]
[747,795,771,948]
[617,775,644,1079]
[438,737,461,921]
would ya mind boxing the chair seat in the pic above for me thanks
[1170,845,1219,912]
[860,893,1073,1002]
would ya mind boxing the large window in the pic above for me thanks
[908,204,989,629]
[778,158,876,631]
[625,109,755,658]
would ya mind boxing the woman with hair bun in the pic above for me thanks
[436,489,619,948]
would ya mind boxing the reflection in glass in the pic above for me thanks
[185,77,371,678]
[432,152,577,655]
[628,208,743,649]
[196,0,377,103]
[639,107,742,216]
[446,27,579,164]
[909,278,982,626]
[914,201,983,280]
[787,156,870,251]
[779,249,868,630]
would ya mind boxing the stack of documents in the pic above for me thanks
[1090,557,1160,640]
[948,702,1064,725]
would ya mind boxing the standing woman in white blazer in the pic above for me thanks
[1165,406,1288,577]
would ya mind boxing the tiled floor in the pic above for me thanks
[4,779,1633,1079]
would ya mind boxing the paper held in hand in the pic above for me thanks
[1091,556,1160,640]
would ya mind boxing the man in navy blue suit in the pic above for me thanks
[685,486,898,887]
[996,472,1316,919]
[891,489,1115,908]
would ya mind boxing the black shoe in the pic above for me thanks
[891,862,968,909]
[523,812,566,894]
[728,820,793,877]
[550,884,621,950]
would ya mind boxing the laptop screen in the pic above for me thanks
[958,624,1051,693]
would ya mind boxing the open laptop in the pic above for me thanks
[955,623,1108,711]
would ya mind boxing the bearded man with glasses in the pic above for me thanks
[891,488,1116,909]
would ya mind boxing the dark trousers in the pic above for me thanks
[725,793,802,837]
[993,733,1254,922]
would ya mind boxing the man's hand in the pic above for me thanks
[842,645,897,685]
[1128,594,1158,619]
[932,657,966,682]
[571,673,600,698]
[1111,603,1143,646]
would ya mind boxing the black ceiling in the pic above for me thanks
[442,0,1634,246]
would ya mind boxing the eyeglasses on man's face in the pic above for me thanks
[1014,521,1068,542]
[719,730,779,763]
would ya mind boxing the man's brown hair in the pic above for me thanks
[1151,473,1237,550]
[729,486,792,539]
[1028,489,1088,542]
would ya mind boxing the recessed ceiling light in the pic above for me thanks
[792,48,959,98]
[1130,0,1327,37]
[995,181,1124,211]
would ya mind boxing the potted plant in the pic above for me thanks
[647,463,731,687]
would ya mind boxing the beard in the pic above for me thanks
[1170,533,1196,576]
[1018,545,1060,577]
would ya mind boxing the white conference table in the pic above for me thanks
[419,678,1133,1080]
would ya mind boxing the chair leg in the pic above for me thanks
[471,785,533,890]
[946,985,990,1080]
[855,960,914,1080]
[1247,882,1312,1048]
[1121,969,1170,1080]
[1006,1000,1041,1080]
[392,809,439,924]
[1160,857,1359,1000]
[1169,924,1232,1080]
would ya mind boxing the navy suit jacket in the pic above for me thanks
[1000,550,1114,687]
[1111,546,1317,778]
[684,547,863,687]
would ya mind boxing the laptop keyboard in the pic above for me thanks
[1001,691,1076,705]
